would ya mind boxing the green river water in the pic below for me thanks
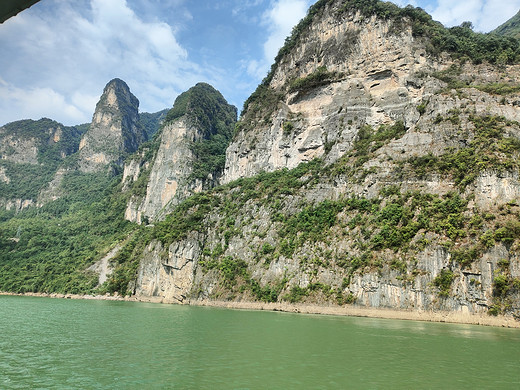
[0,295,519,389]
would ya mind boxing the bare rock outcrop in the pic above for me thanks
[78,78,146,172]
[124,83,236,223]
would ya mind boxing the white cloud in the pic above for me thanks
[232,0,264,17]
[0,82,88,125]
[263,0,310,60]
[429,0,482,29]
[246,0,310,79]
[479,0,520,31]
[428,0,520,32]
[0,0,199,126]
[386,0,418,9]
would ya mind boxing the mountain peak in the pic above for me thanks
[77,78,146,172]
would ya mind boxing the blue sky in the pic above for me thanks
[0,0,519,126]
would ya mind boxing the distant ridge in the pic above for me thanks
[493,9,520,39]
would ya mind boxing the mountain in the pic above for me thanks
[0,118,86,210]
[139,109,169,139]
[132,0,520,318]
[0,79,166,294]
[124,82,237,223]
[493,10,520,39]
[77,78,147,172]
[1,0,520,322]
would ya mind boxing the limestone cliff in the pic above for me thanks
[132,0,520,320]
[223,1,519,183]
[124,83,237,223]
[78,78,146,172]
[0,118,86,210]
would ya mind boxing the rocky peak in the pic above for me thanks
[124,83,236,223]
[222,0,520,183]
[78,78,146,172]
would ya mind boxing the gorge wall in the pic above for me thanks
[1,0,519,322]
[132,0,520,320]
[123,83,237,223]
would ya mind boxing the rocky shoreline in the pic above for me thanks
[1,291,519,328]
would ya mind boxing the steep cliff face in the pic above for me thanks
[223,1,520,184]
[0,118,86,211]
[223,3,428,183]
[124,83,236,223]
[133,1,520,320]
[78,78,146,172]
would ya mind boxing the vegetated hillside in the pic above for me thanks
[1,0,520,322]
[493,10,520,40]
[0,118,87,209]
[0,170,133,293]
[139,109,169,139]
[124,0,520,319]
[0,82,236,294]
[123,82,237,224]
[0,79,163,294]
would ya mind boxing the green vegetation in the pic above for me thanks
[0,119,87,200]
[289,66,342,93]
[163,83,237,181]
[199,254,286,302]
[153,193,213,245]
[257,0,520,96]
[333,121,406,178]
[489,260,520,315]
[139,109,168,138]
[145,127,520,307]
[240,85,283,129]
[493,10,520,40]
[432,269,455,298]
[432,65,520,95]
[340,1,520,65]
[405,115,520,189]
[0,171,133,294]
[416,101,427,115]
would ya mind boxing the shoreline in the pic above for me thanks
[1,291,518,328]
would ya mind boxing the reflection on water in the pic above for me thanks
[1,296,519,389]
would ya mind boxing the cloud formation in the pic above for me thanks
[246,0,310,80]
[428,0,520,32]
[1,0,519,126]
[0,0,198,125]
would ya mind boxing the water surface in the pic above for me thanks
[1,296,519,389]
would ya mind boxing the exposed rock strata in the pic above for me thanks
[78,78,146,172]
[133,1,520,321]
[125,118,201,223]
[124,83,236,223]
[135,238,199,303]
[222,6,520,184]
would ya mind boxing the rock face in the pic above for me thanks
[133,1,520,320]
[0,118,86,210]
[124,83,236,223]
[223,5,428,183]
[78,78,146,172]
[124,117,200,223]
[222,3,519,184]
[135,237,200,302]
